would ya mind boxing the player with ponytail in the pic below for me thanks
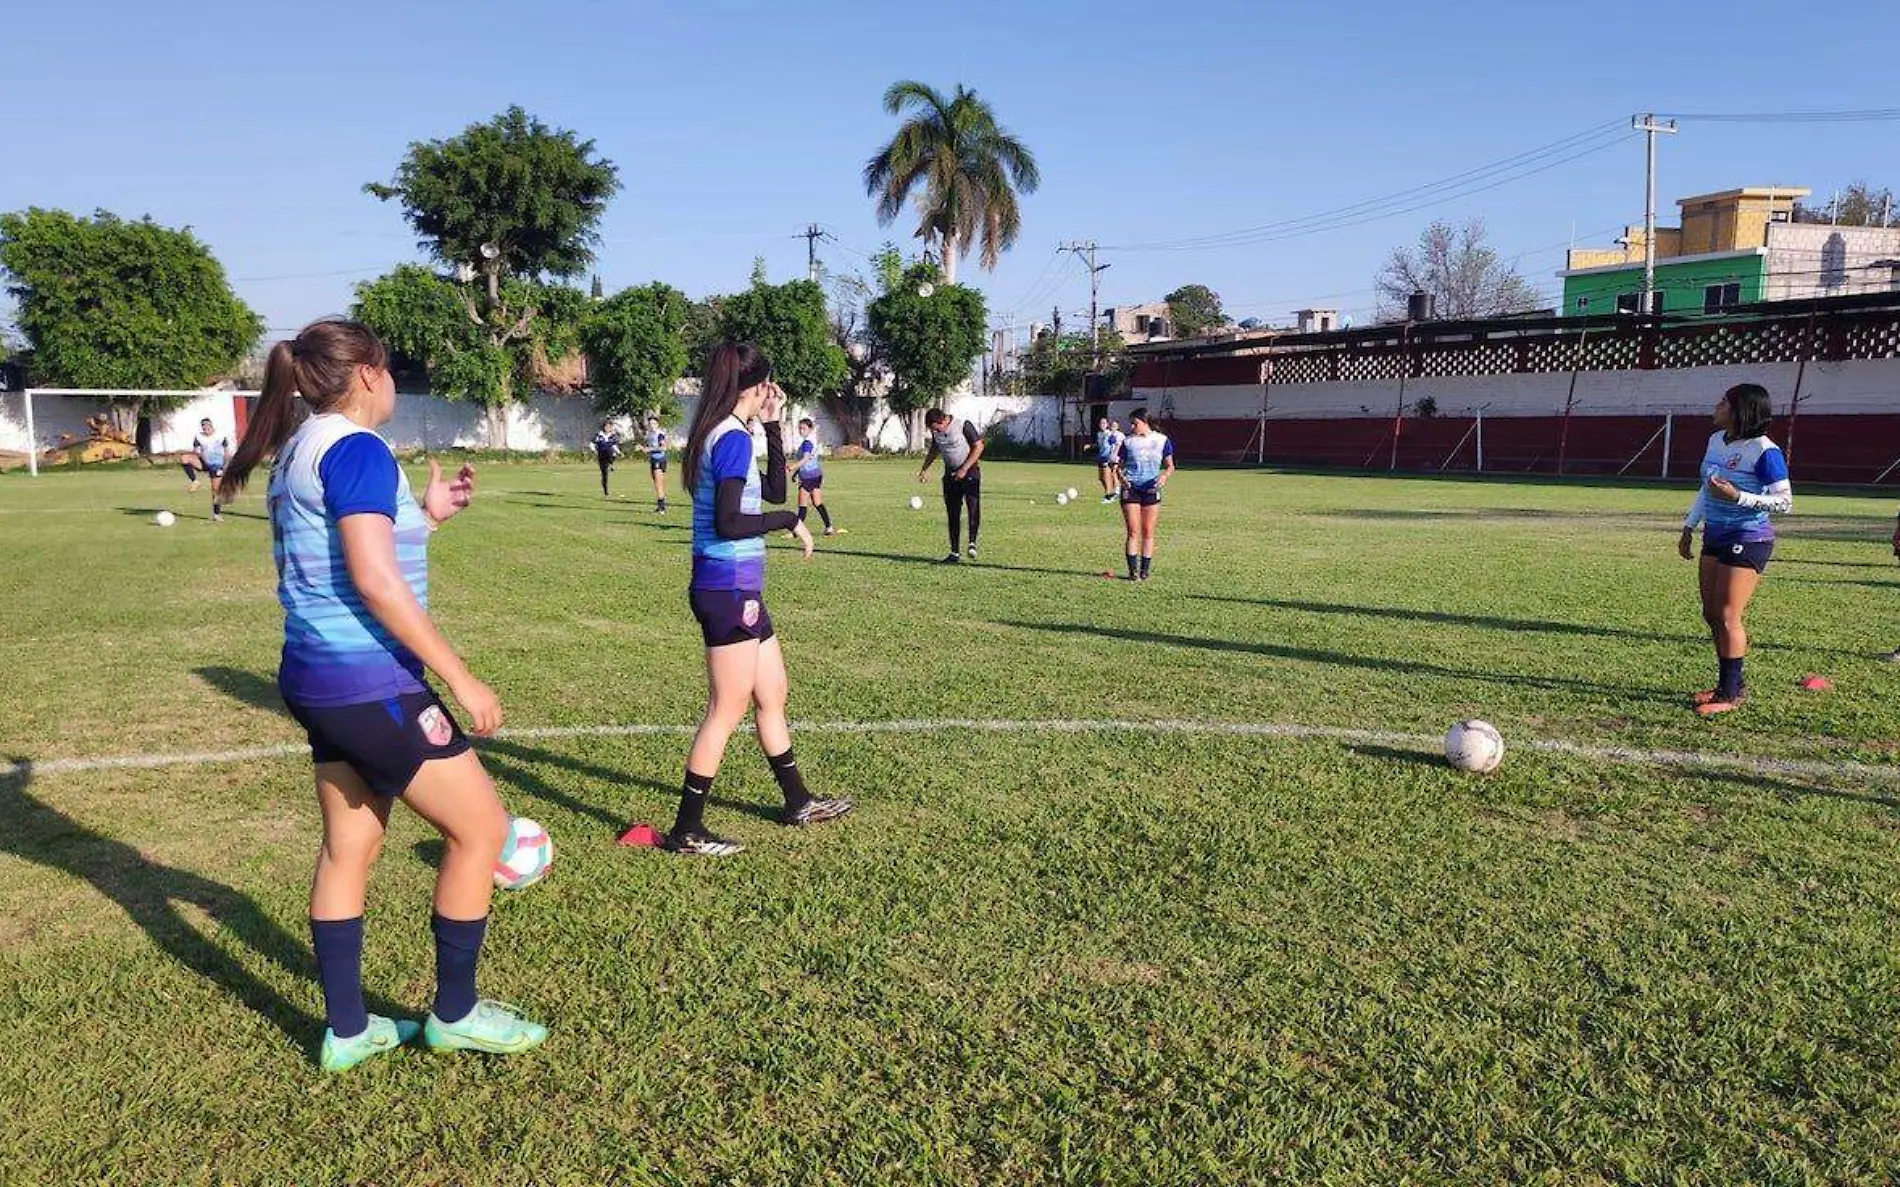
[222,318,545,1070]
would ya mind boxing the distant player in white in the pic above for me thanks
[1678,382,1792,715]
[1118,408,1175,581]
[188,418,232,522]
[1094,417,1124,503]
[645,416,670,513]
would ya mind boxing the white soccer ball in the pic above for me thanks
[1056,492,1070,506]
[1444,720,1505,774]
[494,816,554,890]
[908,495,923,510]
[154,511,176,527]
[1066,487,1079,500]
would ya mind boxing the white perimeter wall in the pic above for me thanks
[1,384,1063,459]
[1129,357,1900,421]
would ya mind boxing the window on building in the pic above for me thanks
[1615,292,1640,314]
[1703,282,1741,313]
[1616,290,1664,314]
[1135,315,1151,334]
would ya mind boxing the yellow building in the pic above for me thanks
[1564,187,1810,271]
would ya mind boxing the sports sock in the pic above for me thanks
[673,770,714,836]
[1717,656,1745,698]
[1126,553,1139,579]
[797,505,809,524]
[767,748,812,813]
[430,914,487,1025]
[1140,555,1152,578]
[817,504,833,530]
[310,916,368,1039]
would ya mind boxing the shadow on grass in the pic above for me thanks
[996,620,1676,701]
[117,505,265,522]
[1346,743,1444,770]
[1185,594,1865,659]
[194,666,282,711]
[1690,765,1900,812]
[0,758,390,1055]
[1776,557,1895,571]
[477,737,785,830]
[823,546,1095,580]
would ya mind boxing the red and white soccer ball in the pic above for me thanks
[494,816,554,891]
[1444,720,1505,774]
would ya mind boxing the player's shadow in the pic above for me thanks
[194,666,283,711]
[117,506,265,522]
[1186,594,1863,659]
[474,737,784,829]
[1776,557,1893,571]
[998,620,1676,700]
[0,758,392,1055]
[823,546,1095,581]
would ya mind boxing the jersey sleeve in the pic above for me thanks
[798,441,815,460]
[706,431,754,483]
[1161,438,1175,459]
[961,421,981,447]
[318,433,401,520]
[1755,446,1789,486]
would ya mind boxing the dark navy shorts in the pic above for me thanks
[1121,485,1162,507]
[649,455,668,473]
[184,461,224,479]
[690,588,775,648]
[1704,539,1773,572]
[798,474,824,493]
[284,687,470,796]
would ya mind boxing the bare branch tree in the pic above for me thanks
[1376,218,1541,320]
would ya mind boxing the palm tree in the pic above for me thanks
[863,81,1040,285]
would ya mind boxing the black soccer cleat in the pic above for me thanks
[661,828,745,857]
[938,552,962,564]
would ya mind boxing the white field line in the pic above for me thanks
[2,718,1896,789]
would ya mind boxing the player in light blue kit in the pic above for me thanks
[1118,408,1175,581]
[218,318,545,1071]
[188,418,232,522]
[789,417,842,536]
[645,415,670,513]
[1678,382,1793,716]
[1095,416,1124,503]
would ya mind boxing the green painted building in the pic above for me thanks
[1559,249,1767,317]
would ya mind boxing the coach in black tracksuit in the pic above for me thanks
[917,408,985,564]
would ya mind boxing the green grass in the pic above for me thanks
[3,458,1900,1184]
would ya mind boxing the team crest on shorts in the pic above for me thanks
[418,704,453,746]
[742,599,761,628]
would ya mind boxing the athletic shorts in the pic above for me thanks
[183,461,224,479]
[690,588,775,648]
[1097,458,1117,469]
[1121,485,1162,507]
[284,687,470,796]
[1704,539,1773,573]
[649,455,668,473]
[798,474,823,493]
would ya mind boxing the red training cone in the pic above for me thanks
[617,822,664,848]
[1798,674,1833,692]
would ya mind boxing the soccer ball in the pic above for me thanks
[494,816,554,890]
[908,496,923,510]
[1056,492,1070,506]
[1444,720,1505,773]
[1066,487,1079,500]
[154,511,176,527]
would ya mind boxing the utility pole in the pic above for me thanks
[1632,114,1678,315]
[1052,305,1062,340]
[1060,240,1110,366]
[802,224,830,284]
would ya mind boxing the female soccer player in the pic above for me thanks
[1678,382,1793,715]
[1095,416,1124,503]
[592,419,621,498]
[667,343,852,856]
[219,318,545,1071]
[187,417,231,522]
[1118,408,1175,581]
[645,415,670,513]
[789,417,842,536]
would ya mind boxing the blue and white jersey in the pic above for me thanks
[267,414,429,706]
[795,435,823,480]
[1686,430,1791,545]
[691,417,766,591]
[646,427,668,460]
[1096,428,1123,463]
[1119,431,1175,490]
[592,428,620,460]
[194,433,230,469]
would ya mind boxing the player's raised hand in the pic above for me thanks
[1708,476,1740,503]
[424,458,477,524]
[760,382,785,424]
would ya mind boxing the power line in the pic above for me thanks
[1656,107,1900,123]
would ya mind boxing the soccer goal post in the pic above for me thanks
[15,389,259,477]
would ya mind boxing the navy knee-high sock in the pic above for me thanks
[311,916,368,1038]
[816,503,833,530]
[1718,656,1745,697]
[431,914,487,1024]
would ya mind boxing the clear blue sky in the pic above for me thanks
[7,0,1897,341]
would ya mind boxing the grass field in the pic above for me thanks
[4,455,1900,1184]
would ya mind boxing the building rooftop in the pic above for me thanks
[1676,186,1811,207]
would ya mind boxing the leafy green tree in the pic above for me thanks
[1164,284,1229,337]
[713,277,847,408]
[863,81,1040,284]
[362,107,619,444]
[579,283,689,420]
[1019,327,1130,400]
[867,262,986,425]
[0,207,261,424]
[1795,180,1897,227]
[680,296,725,377]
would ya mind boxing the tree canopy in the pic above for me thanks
[0,208,261,408]
[1164,284,1228,338]
[579,283,690,420]
[1795,180,1897,227]
[713,277,847,407]
[866,262,987,417]
[1376,219,1539,320]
